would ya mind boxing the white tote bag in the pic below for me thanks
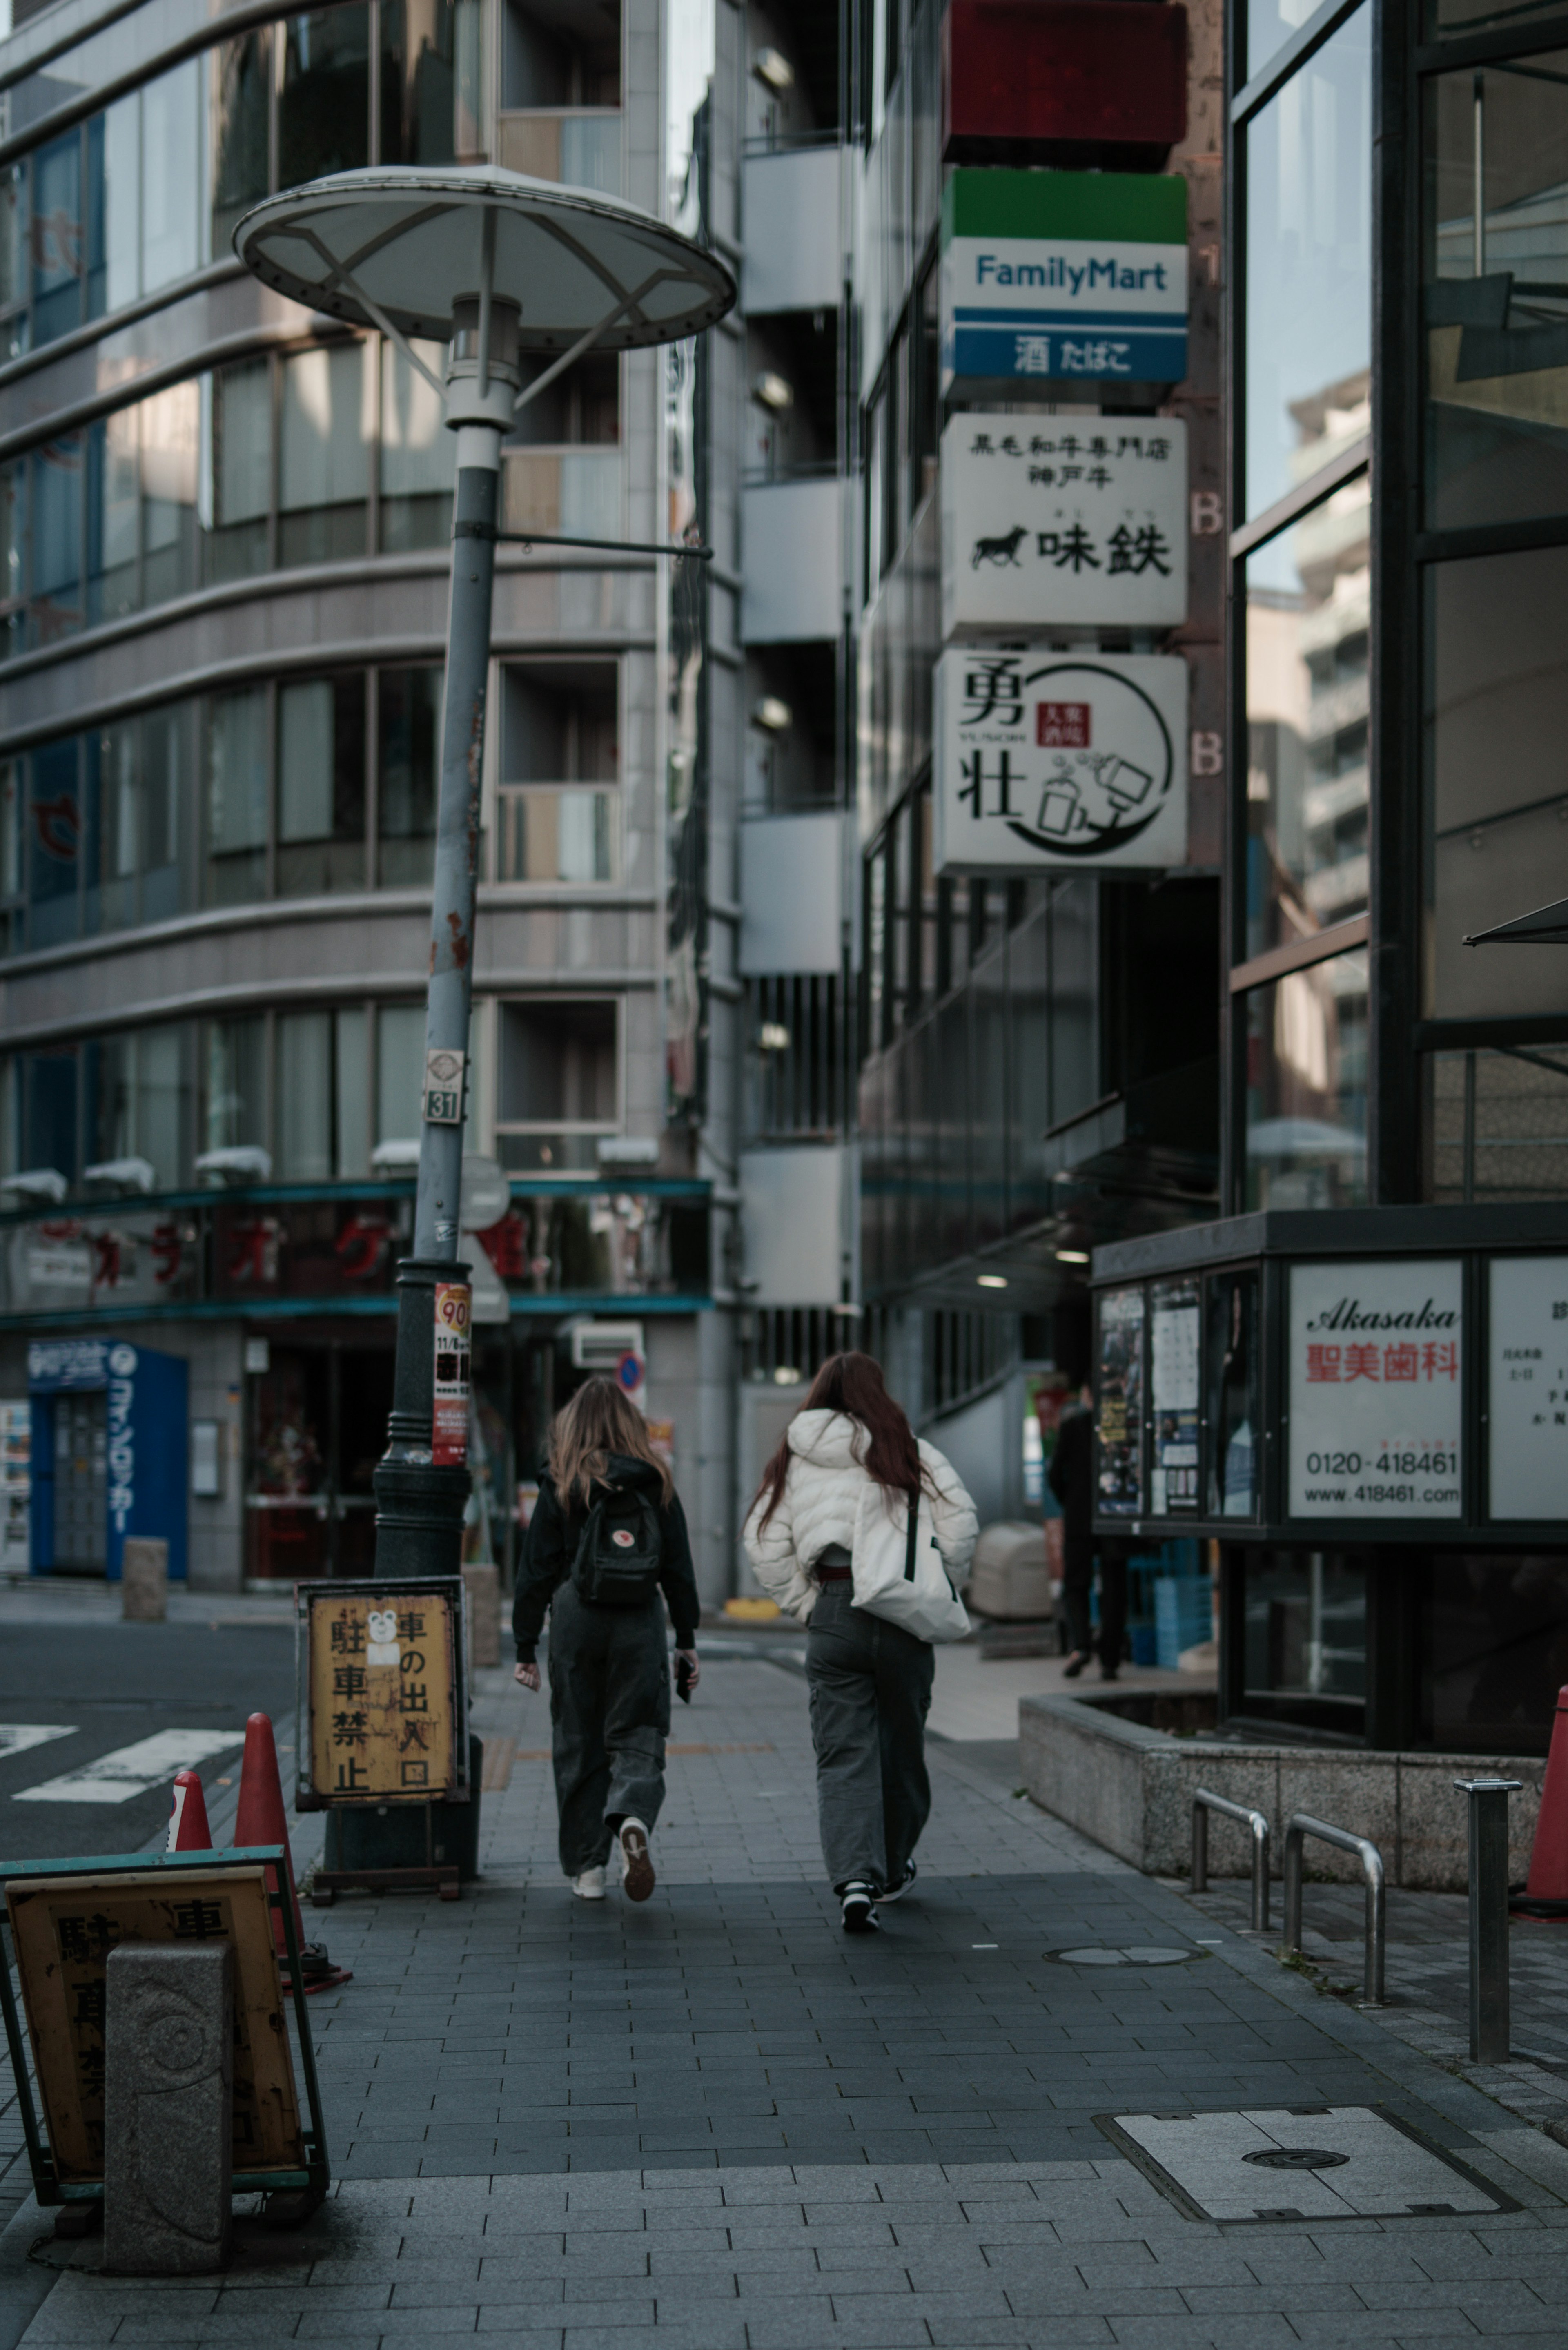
[850,1479,971,1644]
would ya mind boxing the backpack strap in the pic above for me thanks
[903,1492,919,1582]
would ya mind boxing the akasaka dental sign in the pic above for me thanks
[973,252,1175,297]
[942,169,1189,391]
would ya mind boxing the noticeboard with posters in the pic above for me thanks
[296,1580,466,1809]
[3,1864,305,2186]
[1149,1276,1200,1514]
[1096,1286,1145,1516]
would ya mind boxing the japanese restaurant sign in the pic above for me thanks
[1487,1255,1568,1521]
[941,411,1187,634]
[934,645,1187,874]
[5,1864,303,2183]
[303,1585,461,1804]
[1287,1260,1464,1521]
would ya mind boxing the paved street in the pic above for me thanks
[2,1612,1568,2345]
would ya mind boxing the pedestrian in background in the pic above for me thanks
[743,1352,978,1934]
[513,1376,701,1903]
[1048,1381,1126,1681]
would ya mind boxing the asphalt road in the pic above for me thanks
[0,1620,297,1865]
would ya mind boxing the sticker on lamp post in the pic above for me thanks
[423,1048,466,1125]
[934,647,1187,874]
[432,1281,472,1468]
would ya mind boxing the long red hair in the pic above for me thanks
[751,1352,933,1530]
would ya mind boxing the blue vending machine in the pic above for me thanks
[27,1338,188,1581]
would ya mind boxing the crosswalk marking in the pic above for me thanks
[14,1728,242,1805]
[0,1727,75,1759]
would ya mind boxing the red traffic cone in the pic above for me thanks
[1513,1685,1568,1918]
[235,1712,352,1992]
[167,1768,213,1853]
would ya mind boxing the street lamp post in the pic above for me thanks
[235,168,734,1583]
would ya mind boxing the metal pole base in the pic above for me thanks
[372,1254,471,1580]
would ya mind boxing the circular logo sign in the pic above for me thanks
[1007,661,1175,859]
[108,1343,137,1376]
[617,1351,645,1394]
[611,1529,635,1549]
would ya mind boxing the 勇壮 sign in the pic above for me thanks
[941,412,1187,634]
[940,169,1189,394]
[934,646,1187,873]
[1287,1260,1464,1521]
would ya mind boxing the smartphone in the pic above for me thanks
[675,1652,694,1704]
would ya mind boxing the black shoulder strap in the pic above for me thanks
[903,1491,919,1582]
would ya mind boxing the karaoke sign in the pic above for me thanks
[933,646,1188,873]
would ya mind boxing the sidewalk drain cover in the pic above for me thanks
[1096,2105,1519,2223]
[1050,1946,1196,1966]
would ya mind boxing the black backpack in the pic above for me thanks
[571,1483,664,1606]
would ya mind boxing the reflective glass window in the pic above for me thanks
[380,0,484,164]
[377,667,441,886]
[375,1003,425,1147]
[1425,55,1568,529]
[88,1023,192,1190]
[279,7,372,187]
[1427,1045,1568,1204]
[379,339,452,552]
[30,436,83,644]
[276,674,367,894]
[100,94,140,317]
[0,164,27,361]
[1243,479,1370,960]
[23,1049,79,1181]
[204,688,268,906]
[1426,1553,1568,1750]
[1425,544,1568,1020]
[1243,5,1371,519]
[205,1016,266,1155]
[1241,1550,1367,1719]
[27,736,82,950]
[141,62,203,292]
[209,30,272,260]
[31,130,82,347]
[204,359,272,585]
[497,998,618,1171]
[1243,948,1369,1208]
[84,722,138,938]
[280,343,371,565]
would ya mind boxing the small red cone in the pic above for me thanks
[1513,1685,1568,1918]
[167,1768,213,1853]
[235,1712,352,1992]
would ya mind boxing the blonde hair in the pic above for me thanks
[548,1375,674,1509]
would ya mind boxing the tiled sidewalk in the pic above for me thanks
[9,1645,1568,2348]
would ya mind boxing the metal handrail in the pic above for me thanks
[1283,1811,1386,2006]
[1191,1788,1271,1930]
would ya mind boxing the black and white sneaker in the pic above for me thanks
[841,1882,879,1933]
[879,1859,916,1904]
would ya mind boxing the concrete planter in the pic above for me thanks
[1019,1689,1546,1892]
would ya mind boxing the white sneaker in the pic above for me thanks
[571,1866,606,1900]
[618,1817,655,1902]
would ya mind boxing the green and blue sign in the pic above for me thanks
[941,170,1189,390]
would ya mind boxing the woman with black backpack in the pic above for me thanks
[513,1376,702,1902]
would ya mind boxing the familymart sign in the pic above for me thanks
[940,170,1188,392]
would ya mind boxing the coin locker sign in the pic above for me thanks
[941,412,1187,635]
[306,1587,459,1802]
[1287,1260,1464,1521]
[934,647,1187,873]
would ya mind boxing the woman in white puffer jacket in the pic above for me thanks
[743,1351,978,1933]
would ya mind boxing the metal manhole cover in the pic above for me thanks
[1050,1946,1197,1967]
[1095,2105,1519,2223]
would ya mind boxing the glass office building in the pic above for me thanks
[0,0,765,1594]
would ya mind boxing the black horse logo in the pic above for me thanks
[971,525,1026,570]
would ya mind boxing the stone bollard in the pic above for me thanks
[103,1942,232,2273]
[121,1537,168,1623]
[463,1561,501,1668]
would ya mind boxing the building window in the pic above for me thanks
[374,1003,426,1150]
[1244,479,1370,960]
[497,997,619,1171]
[1424,543,1568,1021]
[279,343,373,567]
[276,674,368,896]
[377,667,441,886]
[1239,1549,1367,1729]
[1243,948,1369,1208]
[275,1008,370,1180]
[499,0,621,194]
[495,659,620,883]
[1426,1045,1568,1203]
[1242,5,1371,521]
[380,339,453,553]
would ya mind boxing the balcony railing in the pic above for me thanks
[494,785,619,884]
[497,109,621,197]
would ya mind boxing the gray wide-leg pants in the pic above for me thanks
[806,1579,935,1893]
[547,1582,670,1877]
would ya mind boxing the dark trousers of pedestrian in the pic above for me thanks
[1098,1551,1128,1674]
[1061,1533,1094,1657]
[547,1581,670,1877]
[805,1574,935,1894]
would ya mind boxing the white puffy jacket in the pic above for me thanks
[742,1407,980,1624]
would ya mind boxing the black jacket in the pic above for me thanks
[1047,1405,1094,1545]
[512,1454,701,1661]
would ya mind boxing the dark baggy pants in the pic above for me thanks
[1061,1532,1094,1656]
[547,1581,670,1877]
[805,1578,935,1894]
